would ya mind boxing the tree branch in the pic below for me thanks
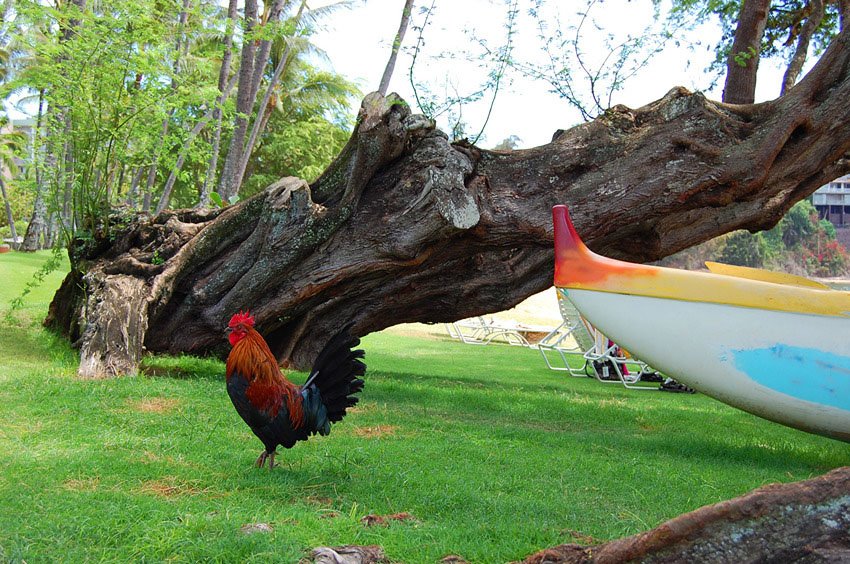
[47,26,850,376]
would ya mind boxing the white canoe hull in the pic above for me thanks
[566,288,850,442]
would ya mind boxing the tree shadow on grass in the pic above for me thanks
[0,324,76,370]
[140,354,225,380]
[364,368,849,474]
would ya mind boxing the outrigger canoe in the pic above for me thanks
[553,205,850,442]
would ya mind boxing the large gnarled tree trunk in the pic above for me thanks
[47,25,850,378]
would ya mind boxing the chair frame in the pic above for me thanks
[445,316,530,346]
[539,289,660,390]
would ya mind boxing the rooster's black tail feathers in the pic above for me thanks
[304,323,366,427]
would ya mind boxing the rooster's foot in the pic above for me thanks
[254,450,277,469]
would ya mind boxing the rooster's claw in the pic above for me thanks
[255,450,277,470]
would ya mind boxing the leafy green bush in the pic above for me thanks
[719,231,767,267]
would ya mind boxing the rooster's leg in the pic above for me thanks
[267,451,276,470]
[255,450,269,468]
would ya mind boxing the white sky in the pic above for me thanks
[309,0,791,149]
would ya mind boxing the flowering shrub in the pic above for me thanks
[663,200,850,277]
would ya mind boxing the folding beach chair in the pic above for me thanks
[537,291,595,375]
[445,316,530,346]
[541,289,661,389]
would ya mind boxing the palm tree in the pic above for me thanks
[216,0,354,200]
[0,117,26,249]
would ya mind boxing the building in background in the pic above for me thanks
[813,174,850,227]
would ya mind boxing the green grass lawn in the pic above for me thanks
[1,251,848,563]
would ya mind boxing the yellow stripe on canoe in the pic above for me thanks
[705,262,832,290]
[553,205,850,317]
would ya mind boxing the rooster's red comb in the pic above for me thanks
[228,310,255,328]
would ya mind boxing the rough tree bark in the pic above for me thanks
[217,0,286,201]
[21,89,48,252]
[47,25,850,378]
[232,0,307,192]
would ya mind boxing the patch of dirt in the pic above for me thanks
[128,397,181,414]
[561,529,599,545]
[440,556,470,564]
[139,450,191,467]
[63,477,100,492]
[352,425,399,438]
[360,512,417,527]
[138,477,204,497]
[305,495,334,506]
[346,402,378,415]
[141,450,162,463]
[240,522,274,535]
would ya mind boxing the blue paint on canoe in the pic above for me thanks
[733,345,850,412]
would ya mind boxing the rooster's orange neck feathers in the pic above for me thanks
[226,319,304,428]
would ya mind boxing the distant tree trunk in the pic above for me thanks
[839,0,850,31]
[151,0,194,214]
[59,117,74,234]
[216,0,286,202]
[125,166,144,208]
[245,0,286,113]
[45,24,850,380]
[56,0,87,237]
[233,0,307,192]
[216,0,258,202]
[781,0,824,93]
[21,190,47,251]
[154,74,238,216]
[44,212,59,249]
[21,90,48,252]
[0,177,18,247]
[141,161,157,213]
[378,0,415,95]
[723,0,770,104]
[199,0,238,208]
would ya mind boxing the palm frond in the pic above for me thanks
[299,1,358,31]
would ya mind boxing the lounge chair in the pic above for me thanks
[445,316,530,346]
[541,289,661,389]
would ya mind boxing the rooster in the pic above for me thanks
[225,311,365,469]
